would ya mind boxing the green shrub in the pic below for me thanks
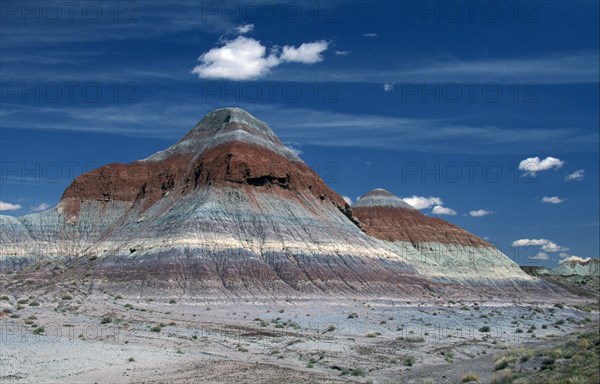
[540,357,555,370]
[495,358,509,371]
[490,369,513,384]
[461,373,479,382]
[403,356,415,366]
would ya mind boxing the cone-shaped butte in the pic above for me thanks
[2,109,429,297]
[353,189,542,292]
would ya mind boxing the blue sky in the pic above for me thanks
[0,0,598,267]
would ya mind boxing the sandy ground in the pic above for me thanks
[1,292,598,384]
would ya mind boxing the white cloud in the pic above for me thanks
[284,142,303,157]
[558,252,585,260]
[565,169,585,181]
[279,41,328,64]
[559,255,591,264]
[512,239,548,246]
[530,252,550,260]
[0,201,22,211]
[30,203,50,212]
[192,37,279,80]
[518,156,565,176]
[334,50,350,55]
[541,242,568,252]
[542,196,563,204]
[431,205,457,215]
[363,33,378,37]
[511,238,568,253]
[287,146,302,156]
[469,209,492,217]
[236,24,254,34]
[342,196,353,205]
[401,196,443,210]
[192,37,328,80]
[383,83,394,92]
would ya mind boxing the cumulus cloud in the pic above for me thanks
[518,156,565,176]
[383,83,394,92]
[542,196,563,204]
[565,169,585,181]
[401,196,443,210]
[363,33,378,37]
[530,252,550,260]
[342,196,353,205]
[469,209,492,217]
[30,203,50,212]
[279,41,328,64]
[558,252,587,261]
[541,242,568,252]
[0,201,21,211]
[560,255,591,264]
[401,196,457,215]
[512,238,568,253]
[334,50,350,55]
[192,37,279,80]
[236,24,254,34]
[192,37,328,80]
[431,205,457,215]
[512,239,548,246]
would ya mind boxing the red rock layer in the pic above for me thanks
[353,205,492,247]
[60,142,350,218]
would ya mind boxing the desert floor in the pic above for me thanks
[1,292,598,384]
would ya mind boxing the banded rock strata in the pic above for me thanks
[1,109,425,296]
[352,189,538,289]
[0,108,550,297]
